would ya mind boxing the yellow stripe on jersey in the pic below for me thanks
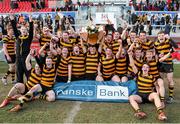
[116,56,127,75]
[146,58,160,78]
[41,65,56,88]
[154,39,173,64]
[25,68,41,90]
[57,56,71,77]
[19,35,28,39]
[128,58,143,74]
[71,53,85,76]
[102,42,113,56]
[101,56,115,78]
[141,40,154,51]
[112,40,120,55]
[40,34,51,47]
[2,36,16,55]
[60,39,73,52]
[137,72,155,93]
[86,52,99,74]
[52,56,58,64]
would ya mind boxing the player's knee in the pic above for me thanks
[121,76,128,82]
[151,92,159,98]
[14,83,25,93]
[157,79,164,87]
[96,75,104,82]
[46,95,55,102]
[112,75,120,82]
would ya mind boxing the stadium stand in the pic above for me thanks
[0,0,51,13]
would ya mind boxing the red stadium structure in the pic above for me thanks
[0,0,51,13]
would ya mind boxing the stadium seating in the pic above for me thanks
[0,0,51,13]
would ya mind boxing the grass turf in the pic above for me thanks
[0,61,180,123]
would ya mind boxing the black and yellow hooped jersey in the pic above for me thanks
[41,64,56,88]
[102,42,113,56]
[71,52,85,76]
[100,56,115,78]
[128,58,143,75]
[3,35,16,55]
[145,58,160,78]
[137,72,156,93]
[154,39,173,64]
[60,39,73,52]
[39,34,51,47]
[86,52,99,74]
[112,40,120,55]
[116,56,128,75]
[25,68,41,90]
[141,39,154,51]
[57,56,71,77]
[52,56,58,64]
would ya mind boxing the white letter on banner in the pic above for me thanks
[87,90,94,96]
[97,86,128,100]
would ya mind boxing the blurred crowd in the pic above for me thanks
[132,0,180,11]
[124,10,178,35]
[0,13,75,40]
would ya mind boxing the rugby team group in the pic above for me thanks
[0,14,178,121]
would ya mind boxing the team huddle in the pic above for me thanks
[0,14,178,121]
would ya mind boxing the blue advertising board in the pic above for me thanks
[53,80,137,102]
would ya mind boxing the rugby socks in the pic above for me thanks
[160,96,165,102]
[157,107,163,114]
[11,71,15,82]
[3,70,11,79]
[18,93,33,106]
[135,108,141,113]
[169,86,174,98]
[39,94,47,100]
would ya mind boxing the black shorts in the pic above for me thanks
[154,76,162,81]
[39,83,53,94]
[103,74,114,81]
[56,76,68,83]
[137,92,151,103]
[72,75,85,81]
[158,63,174,73]
[117,74,127,78]
[85,73,97,80]
[127,74,136,80]
[5,55,16,64]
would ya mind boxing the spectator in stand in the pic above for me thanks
[133,0,179,11]
[18,14,25,24]
[131,12,138,25]
[172,14,178,32]
[36,1,41,10]
[164,22,171,35]
[31,2,35,11]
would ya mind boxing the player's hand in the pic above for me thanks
[159,53,164,58]
[30,49,36,56]
[7,56,12,62]
[9,14,14,20]
[128,50,133,56]
[29,14,33,22]
[45,42,50,47]
[118,39,122,44]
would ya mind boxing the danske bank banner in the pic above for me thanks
[53,80,137,102]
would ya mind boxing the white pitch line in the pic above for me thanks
[64,101,82,123]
